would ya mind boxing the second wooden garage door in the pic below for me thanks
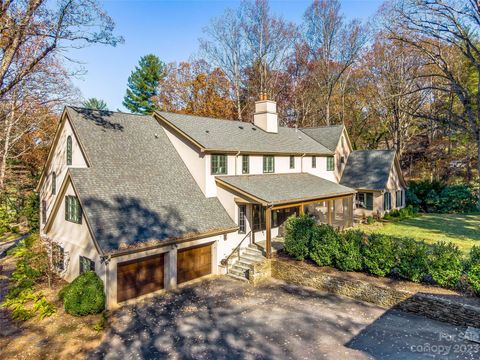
[117,253,164,303]
[177,243,212,284]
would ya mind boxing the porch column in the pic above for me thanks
[266,207,272,258]
[250,204,255,244]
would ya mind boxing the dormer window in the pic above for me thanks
[211,154,227,175]
[66,136,72,165]
[52,172,56,195]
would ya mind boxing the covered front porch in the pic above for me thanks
[216,173,356,259]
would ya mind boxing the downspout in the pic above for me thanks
[234,150,240,175]
[301,153,306,172]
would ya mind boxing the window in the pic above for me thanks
[263,155,274,173]
[65,195,82,224]
[79,255,95,274]
[238,205,246,233]
[356,192,373,210]
[396,190,404,208]
[211,154,227,174]
[384,192,392,211]
[340,156,345,164]
[289,156,295,169]
[326,156,334,171]
[51,172,56,195]
[312,156,316,168]
[242,155,249,174]
[42,200,47,224]
[52,243,64,271]
[253,204,266,231]
[66,135,72,165]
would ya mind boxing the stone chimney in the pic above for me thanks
[254,92,278,133]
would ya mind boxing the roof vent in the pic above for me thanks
[205,130,210,134]
[239,125,244,130]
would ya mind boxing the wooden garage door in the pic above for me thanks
[177,243,212,284]
[117,253,164,302]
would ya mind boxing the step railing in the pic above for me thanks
[221,231,252,274]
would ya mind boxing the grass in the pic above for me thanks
[358,213,480,254]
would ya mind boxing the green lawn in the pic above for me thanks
[358,213,480,254]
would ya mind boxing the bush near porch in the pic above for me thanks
[284,215,480,295]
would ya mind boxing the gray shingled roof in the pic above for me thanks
[300,125,344,151]
[217,173,355,206]
[340,150,396,190]
[156,111,333,155]
[66,107,237,254]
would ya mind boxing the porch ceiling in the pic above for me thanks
[216,173,355,206]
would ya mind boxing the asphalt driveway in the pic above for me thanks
[89,277,479,360]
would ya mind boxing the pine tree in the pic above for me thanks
[82,98,108,111]
[123,54,165,114]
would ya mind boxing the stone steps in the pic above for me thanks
[226,242,266,282]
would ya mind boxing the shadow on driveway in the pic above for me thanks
[88,277,477,359]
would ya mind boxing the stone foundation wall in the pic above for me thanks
[271,259,480,328]
[248,259,271,285]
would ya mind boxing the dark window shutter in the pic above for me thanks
[366,193,373,210]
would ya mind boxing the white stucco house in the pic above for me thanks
[37,98,406,308]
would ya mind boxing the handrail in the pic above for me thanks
[221,231,252,273]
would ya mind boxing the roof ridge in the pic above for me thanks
[68,106,151,117]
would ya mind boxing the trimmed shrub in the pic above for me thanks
[361,233,396,277]
[309,224,340,267]
[366,216,375,225]
[395,237,429,282]
[284,215,315,261]
[62,271,105,316]
[428,242,462,289]
[335,230,363,272]
[467,264,480,295]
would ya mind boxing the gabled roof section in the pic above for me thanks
[155,111,333,155]
[216,173,355,206]
[340,150,399,191]
[300,125,345,152]
[64,107,237,254]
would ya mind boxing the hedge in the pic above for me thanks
[407,180,478,213]
[283,215,478,294]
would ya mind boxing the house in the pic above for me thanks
[340,150,407,218]
[37,98,405,308]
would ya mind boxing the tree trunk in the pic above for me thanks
[0,108,15,190]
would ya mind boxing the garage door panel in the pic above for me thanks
[177,243,212,284]
[117,253,165,302]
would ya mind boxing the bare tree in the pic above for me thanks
[365,36,427,156]
[200,7,246,120]
[383,0,480,180]
[303,0,367,125]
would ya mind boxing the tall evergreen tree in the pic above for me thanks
[82,98,108,110]
[123,54,165,114]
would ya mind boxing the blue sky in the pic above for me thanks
[69,0,384,111]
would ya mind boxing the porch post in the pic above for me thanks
[266,207,272,258]
[251,204,255,244]
[299,203,305,215]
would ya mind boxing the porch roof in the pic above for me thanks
[216,173,356,206]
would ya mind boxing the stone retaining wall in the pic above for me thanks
[270,258,480,328]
